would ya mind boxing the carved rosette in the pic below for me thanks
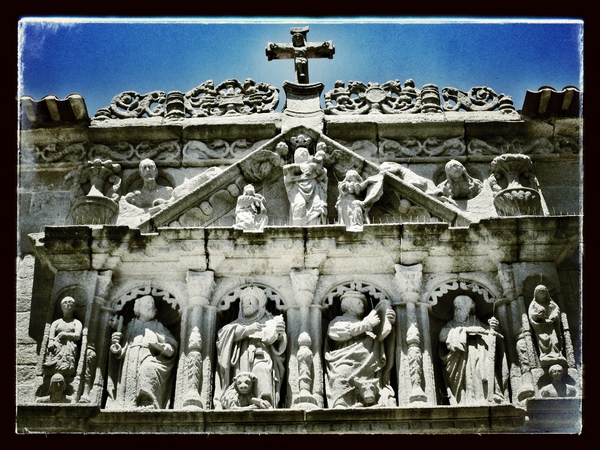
[489,154,544,216]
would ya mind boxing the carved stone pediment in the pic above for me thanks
[136,126,473,232]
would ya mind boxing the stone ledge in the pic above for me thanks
[16,404,537,434]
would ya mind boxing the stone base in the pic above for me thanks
[281,81,325,134]
[16,403,564,434]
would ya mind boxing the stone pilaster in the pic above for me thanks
[289,268,321,409]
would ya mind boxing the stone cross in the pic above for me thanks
[266,26,335,84]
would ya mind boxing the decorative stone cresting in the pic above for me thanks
[325,82,514,115]
[94,78,279,119]
[442,86,515,112]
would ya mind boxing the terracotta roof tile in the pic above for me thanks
[19,93,90,129]
[520,86,581,117]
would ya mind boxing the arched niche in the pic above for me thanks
[321,280,396,408]
[102,285,182,409]
[213,283,289,409]
[426,278,500,405]
[36,284,89,399]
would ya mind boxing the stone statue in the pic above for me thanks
[439,295,508,405]
[124,158,173,210]
[220,372,272,410]
[36,373,72,404]
[324,290,396,408]
[42,296,83,380]
[108,295,178,409]
[233,184,268,232]
[335,169,384,232]
[283,146,328,226]
[214,286,287,409]
[528,285,567,367]
[398,198,431,222]
[539,364,577,398]
[436,159,482,202]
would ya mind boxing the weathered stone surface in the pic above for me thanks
[16,27,582,435]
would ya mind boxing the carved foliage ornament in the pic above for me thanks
[325,82,515,115]
[94,79,279,120]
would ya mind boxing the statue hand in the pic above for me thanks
[488,317,499,330]
[246,322,263,336]
[161,344,174,357]
[385,309,396,324]
[364,310,380,329]
[111,332,122,346]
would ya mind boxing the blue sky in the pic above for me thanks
[17,17,583,117]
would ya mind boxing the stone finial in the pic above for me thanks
[489,154,544,216]
[69,158,122,225]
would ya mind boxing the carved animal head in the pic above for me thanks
[349,378,380,406]
[234,372,257,396]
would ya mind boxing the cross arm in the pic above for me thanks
[266,43,296,61]
[306,41,335,59]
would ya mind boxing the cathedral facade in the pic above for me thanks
[16,27,582,434]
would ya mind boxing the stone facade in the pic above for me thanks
[16,29,582,434]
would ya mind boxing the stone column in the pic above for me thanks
[176,270,215,410]
[289,268,320,409]
[498,263,535,401]
[394,264,434,405]
[77,270,113,404]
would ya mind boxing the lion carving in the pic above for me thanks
[220,372,272,410]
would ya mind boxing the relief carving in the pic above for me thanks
[439,295,509,405]
[489,154,544,216]
[233,184,269,232]
[442,86,515,112]
[335,169,384,232]
[283,135,328,226]
[38,296,83,402]
[325,290,396,408]
[69,158,122,225]
[214,286,287,409]
[107,295,179,409]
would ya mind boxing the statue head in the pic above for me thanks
[134,295,157,321]
[340,290,368,316]
[548,363,565,381]
[139,159,158,182]
[243,184,256,196]
[344,169,362,183]
[60,296,76,314]
[445,159,467,181]
[453,295,476,322]
[49,373,67,395]
[534,285,552,304]
[239,286,267,318]
[293,147,310,164]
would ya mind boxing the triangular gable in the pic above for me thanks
[138,126,472,232]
